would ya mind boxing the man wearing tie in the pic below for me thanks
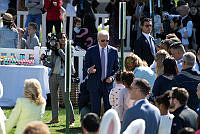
[134,17,156,66]
[83,30,120,116]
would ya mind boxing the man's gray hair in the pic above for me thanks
[183,52,196,66]
[97,30,109,40]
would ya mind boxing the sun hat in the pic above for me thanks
[2,13,13,22]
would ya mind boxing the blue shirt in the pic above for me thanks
[134,66,156,88]
[0,26,18,48]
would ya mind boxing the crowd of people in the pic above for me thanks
[1,0,200,134]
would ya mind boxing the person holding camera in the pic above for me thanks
[40,33,75,125]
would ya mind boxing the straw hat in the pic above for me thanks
[2,13,13,22]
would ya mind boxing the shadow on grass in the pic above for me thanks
[56,127,82,133]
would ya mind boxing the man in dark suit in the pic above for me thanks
[121,78,160,134]
[134,17,156,66]
[83,30,120,116]
[170,87,198,134]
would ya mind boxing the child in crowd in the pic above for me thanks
[26,22,40,49]
[24,0,43,39]
[23,121,50,134]
[72,17,95,50]
[17,28,27,49]
[109,71,125,114]
[118,71,135,123]
[73,17,85,50]
[155,91,174,134]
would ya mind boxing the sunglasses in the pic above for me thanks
[144,24,152,28]
[101,40,109,42]
[126,61,133,65]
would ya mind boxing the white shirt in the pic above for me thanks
[142,32,156,57]
[158,113,174,134]
[99,44,108,78]
[134,99,147,106]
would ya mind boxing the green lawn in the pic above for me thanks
[3,107,82,134]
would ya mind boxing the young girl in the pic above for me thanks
[109,71,125,113]
[17,28,27,49]
[155,91,174,134]
[118,71,135,123]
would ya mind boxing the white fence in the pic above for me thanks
[16,11,132,50]
[0,47,131,82]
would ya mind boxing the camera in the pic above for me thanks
[46,33,58,51]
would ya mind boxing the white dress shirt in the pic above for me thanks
[142,32,156,57]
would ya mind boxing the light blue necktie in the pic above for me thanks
[101,48,106,81]
[149,36,155,57]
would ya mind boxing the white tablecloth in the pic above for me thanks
[0,65,49,106]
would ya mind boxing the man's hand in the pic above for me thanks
[88,65,96,74]
[106,77,113,83]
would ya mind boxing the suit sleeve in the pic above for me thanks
[111,49,120,78]
[83,49,92,78]
[5,99,22,133]
[120,109,131,133]
[134,39,142,58]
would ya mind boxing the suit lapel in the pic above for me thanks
[141,34,154,56]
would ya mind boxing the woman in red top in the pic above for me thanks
[45,0,62,37]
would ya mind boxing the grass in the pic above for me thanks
[3,107,82,134]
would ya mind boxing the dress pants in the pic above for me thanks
[89,81,111,116]
[49,74,75,122]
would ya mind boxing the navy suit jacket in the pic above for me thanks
[134,34,155,66]
[121,99,160,134]
[83,44,120,92]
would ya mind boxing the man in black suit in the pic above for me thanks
[134,18,156,66]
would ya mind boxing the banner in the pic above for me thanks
[119,2,126,40]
